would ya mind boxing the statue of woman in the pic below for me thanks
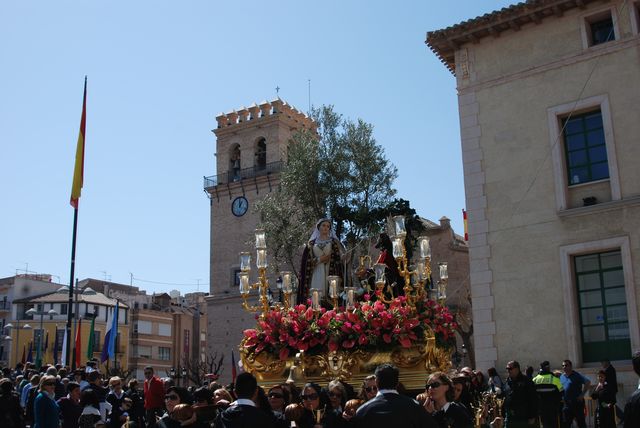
[297,218,343,304]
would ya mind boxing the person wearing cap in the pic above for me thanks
[533,361,563,428]
[503,360,537,428]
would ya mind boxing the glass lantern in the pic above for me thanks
[255,229,267,249]
[393,215,406,236]
[439,262,448,280]
[281,271,292,294]
[239,272,250,295]
[418,236,431,259]
[392,237,404,259]
[256,249,268,269]
[239,252,251,272]
[374,263,386,285]
[327,275,341,299]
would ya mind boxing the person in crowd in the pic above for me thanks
[75,370,90,391]
[503,360,537,428]
[0,377,24,427]
[267,384,290,428]
[169,403,197,427]
[358,374,378,402]
[623,350,640,428]
[24,373,42,426]
[144,366,166,428]
[86,371,110,420]
[286,382,326,428]
[351,363,435,428]
[21,373,40,408]
[192,386,217,427]
[106,376,127,428]
[214,372,276,428]
[157,386,193,428]
[525,367,534,381]
[33,375,60,428]
[600,359,617,395]
[57,381,82,428]
[213,388,233,409]
[78,388,103,428]
[532,361,563,428]
[560,359,591,428]
[591,369,616,428]
[452,374,473,411]
[423,371,473,428]
[487,368,505,397]
[324,379,349,428]
[125,379,145,427]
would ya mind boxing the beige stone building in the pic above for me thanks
[203,100,314,383]
[427,0,640,392]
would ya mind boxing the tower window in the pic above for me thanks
[255,138,267,170]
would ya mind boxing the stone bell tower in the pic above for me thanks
[203,99,314,380]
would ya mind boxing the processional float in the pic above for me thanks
[238,216,457,389]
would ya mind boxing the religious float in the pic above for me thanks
[237,215,458,390]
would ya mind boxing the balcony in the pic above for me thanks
[204,161,283,190]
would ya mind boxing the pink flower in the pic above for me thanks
[279,348,290,361]
[328,341,339,352]
[399,337,412,348]
[342,339,355,349]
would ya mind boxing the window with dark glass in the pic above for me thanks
[562,110,609,185]
[590,15,615,45]
[255,138,267,170]
[575,250,630,362]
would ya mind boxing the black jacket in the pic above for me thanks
[504,373,537,421]
[432,402,473,428]
[352,392,436,428]
[214,404,276,428]
[623,388,640,428]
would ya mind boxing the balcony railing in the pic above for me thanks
[204,161,282,189]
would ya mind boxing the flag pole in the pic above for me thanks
[66,76,87,369]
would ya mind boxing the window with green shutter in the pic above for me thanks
[575,250,630,362]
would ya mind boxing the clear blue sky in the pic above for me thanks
[1,1,513,294]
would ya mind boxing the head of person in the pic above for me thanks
[359,375,377,401]
[600,359,611,369]
[80,388,100,409]
[317,219,331,238]
[562,359,573,374]
[87,371,102,386]
[374,364,399,391]
[597,369,607,384]
[46,366,58,377]
[633,351,640,377]
[143,366,154,380]
[487,367,498,378]
[267,384,290,412]
[301,382,322,411]
[540,361,551,374]
[67,381,81,402]
[213,388,233,404]
[474,370,485,385]
[506,361,521,379]
[234,372,258,401]
[343,399,364,419]
[109,376,122,392]
[170,403,194,423]
[0,378,13,395]
[193,386,213,405]
[327,380,347,410]
[39,375,57,395]
[165,386,192,413]
[30,374,41,386]
[451,375,467,401]
[525,366,534,378]
[128,379,139,391]
[426,372,455,403]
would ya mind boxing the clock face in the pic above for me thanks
[232,196,248,217]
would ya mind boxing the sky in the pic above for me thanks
[1,0,514,294]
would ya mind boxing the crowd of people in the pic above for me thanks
[0,352,639,428]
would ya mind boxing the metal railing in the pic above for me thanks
[204,161,283,189]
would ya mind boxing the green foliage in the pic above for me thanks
[256,105,398,276]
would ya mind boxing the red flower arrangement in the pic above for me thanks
[242,294,457,361]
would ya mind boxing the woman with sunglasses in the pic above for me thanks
[33,375,60,428]
[423,372,473,428]
[267,384,290,427]
[358,375,378,402]
[157,386,193,428]
[324,380,349,428]
[285,382,328,428]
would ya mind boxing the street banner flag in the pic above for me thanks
[87,314,95,358]
[53,330,59,365]
[21,345,26,364]
[61,329,68,367]
[26,342,33,363]
[70,77,87,208]
[101,303,119,362]
[463,209,468,242]
[231,351,237,383]
[75,318,82,367]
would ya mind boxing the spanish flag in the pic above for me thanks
[70,77,87,208]
[463,209,468,242]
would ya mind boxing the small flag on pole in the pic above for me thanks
[21,345,26,364]
[61,329,68,367]
[101,303,119,363]
[87,314,96,359]
[462,209,468,242]
[70,77,87,209]
[26,342,33,363]
[231,351,237,384]
[53,329,59,365]
[75,318,82,368]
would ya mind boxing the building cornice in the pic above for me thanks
[425,0,607,74]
